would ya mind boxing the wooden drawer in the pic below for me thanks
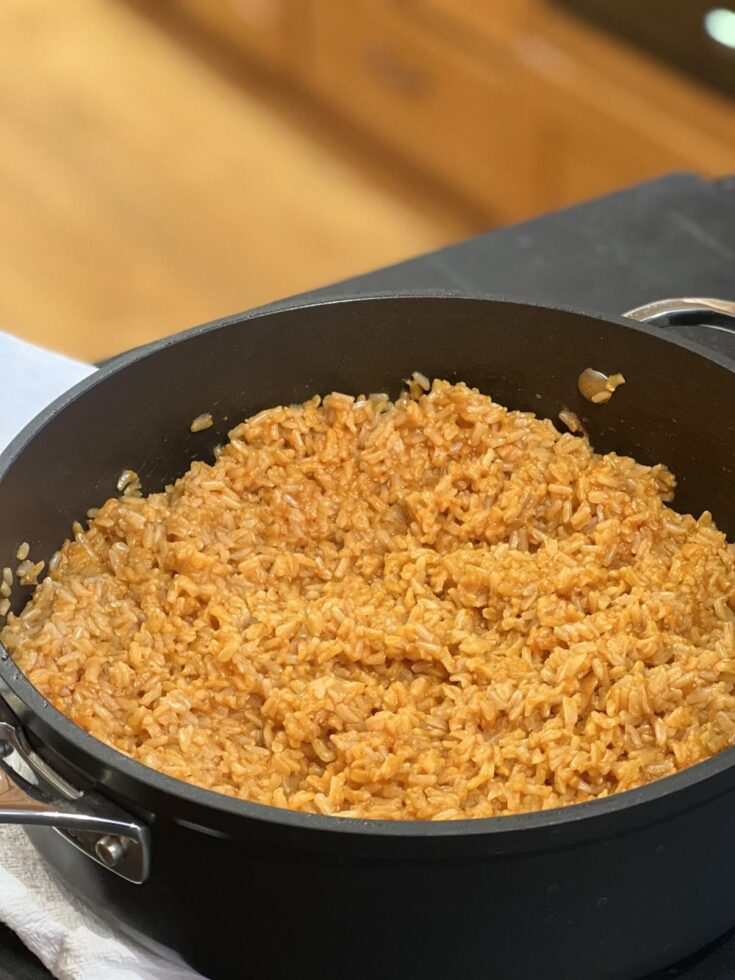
[520,6,735,209]
[307,0,543,221]
[546,116,734,213]
[172,0,302,68]
[515,16,735,211]
[415,0,537,45]
[544,120,685,209]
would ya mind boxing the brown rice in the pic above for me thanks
[2,379,734,820]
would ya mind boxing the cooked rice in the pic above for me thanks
[16,559,44,587]
[116,469,142,497]
[2,380,734,820]
[190,412,214,433]
[578,368,626,404]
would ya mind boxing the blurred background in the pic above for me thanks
[1,0,734,361]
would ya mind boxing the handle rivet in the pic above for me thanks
[95,834,126,867]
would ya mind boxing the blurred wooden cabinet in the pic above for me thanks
[509,7,735,212]
[165,0,735,223]
[171,0,301,68]
[305,0,544,220]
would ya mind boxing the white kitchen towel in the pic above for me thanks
[0,825,202,980]
[0,331,204,979]
[0,333,96,451]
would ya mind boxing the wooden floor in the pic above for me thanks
[0,0,473,362]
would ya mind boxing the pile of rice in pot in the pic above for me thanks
[3,378,734,820]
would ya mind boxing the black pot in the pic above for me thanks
[1,295,734,980]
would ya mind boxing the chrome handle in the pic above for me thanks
[0,708,150,884]
[625,297,735,334]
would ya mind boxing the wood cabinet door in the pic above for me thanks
[307,0,544,222]
[172,0,301,68]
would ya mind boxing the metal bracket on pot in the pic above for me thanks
[0,711,151,884]
[625,296,735,333]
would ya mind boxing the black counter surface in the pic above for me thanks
[2,173,734,980]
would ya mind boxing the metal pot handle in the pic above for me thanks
[0,702,150,884]
[625,297,735,333]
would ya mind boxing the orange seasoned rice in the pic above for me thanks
[3,379,735,820]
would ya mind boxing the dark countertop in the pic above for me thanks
[280,171,735,361]
[2,172,735,980]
